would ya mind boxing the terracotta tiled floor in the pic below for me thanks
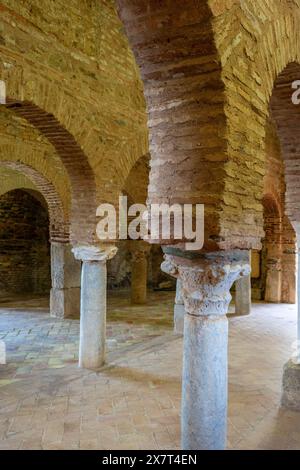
[0,291,299,450]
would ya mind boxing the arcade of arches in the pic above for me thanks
[2,0,300,451]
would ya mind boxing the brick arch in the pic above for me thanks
[3,98,97,246]
[0,161,69,242]
[116,1,226,249]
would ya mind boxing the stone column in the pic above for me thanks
[235,274,251,315]
[282,228,300,409]
[130,242,150,305]
[265,244,282,303]
[73,245,117,370]
[162,249,250,450]
[50,242,81,318]
[174,279,185,335]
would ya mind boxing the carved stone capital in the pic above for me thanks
[72,244,117,262]
[162,250,250,316]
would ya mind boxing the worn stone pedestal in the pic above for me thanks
[73,245,117,370]
[130,242,149,305]
[50,242,81,318]
[174,279,185,335]
[162,249,250,450]
[282,360,300,410]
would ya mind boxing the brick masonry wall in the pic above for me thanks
[0,189,50,296]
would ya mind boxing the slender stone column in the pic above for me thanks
[282,227,300,409]
[162,249,250,450]
[50,242,81,318]
[174,279,185,335]
[130,242,150,305]
[73,245,117,370]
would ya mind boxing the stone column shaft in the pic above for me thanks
[174,279,185,335]
[162,249,250,450]
[282,227,300,410]
[297,247,300,353]
[73,245,117,370]
[235,274,251,316]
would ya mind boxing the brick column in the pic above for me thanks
[282,224,300,409]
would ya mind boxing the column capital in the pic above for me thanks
[72,244,117,262]
[162,250,250,316]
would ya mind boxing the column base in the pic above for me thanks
[50,287,80,319]
[281,360,300,411]
[174,304,185,335]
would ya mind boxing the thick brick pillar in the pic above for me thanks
[50,242,81,318]
[73,245,117,370]
[162,250,250,450]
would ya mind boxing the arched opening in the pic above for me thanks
[0,160,69,242]
[0,189,50,300]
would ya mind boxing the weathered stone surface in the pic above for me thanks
[74,245,117,370]
[50,287,80,319]
[282,360,300,411]
[0,189,50,296]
